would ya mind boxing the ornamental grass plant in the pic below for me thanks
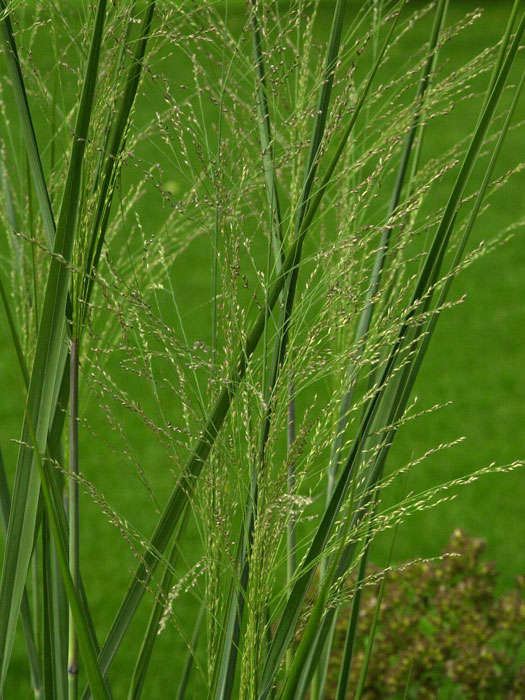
[0,0,524,698]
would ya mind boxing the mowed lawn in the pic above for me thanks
[0,1,524,697]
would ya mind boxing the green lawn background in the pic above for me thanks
[0,0,524,696]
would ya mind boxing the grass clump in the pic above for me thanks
[0,1,524,698]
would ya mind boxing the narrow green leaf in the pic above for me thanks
[353,526,395,700]
[127,505,190,700]
[28,417,111,700]
[42,516,57,700]
[174,603,205,700]
[68,339,80,700]
[258,10,406,696]
[296,0,349,229]
[314,16,525,694]
[0,448,42,698]
[88,7,406,691]
[326,0,448,497]
[0,0,56,247]
[51,542,69,700]
[0,274,29,387]
[0,0,109,687]
[79,1,156,333]
[260,11,524,694]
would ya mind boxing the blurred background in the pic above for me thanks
[0,0,524,695]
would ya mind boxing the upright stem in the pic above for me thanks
[286,387,296,582]
[68,339,79,699]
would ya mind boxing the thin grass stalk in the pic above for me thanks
[79,1,156,328]
[353,534,395,700]
[325,0,448,504]
[250,0,284,263]
[207,18,228,660]
[68,339,80,700]
[42,516,56,699]
[306,15,525,673]
[263,34,521,700]
[286,392,296,581]
[84,9,401,682]
[311,614,339,700]
[99,6,404,692]
[25,155,39,333]
[485,0,521,105]
[91,0,138,197]
[0,148,22,269]
[402,661,414,700]
[295,0,348,229]
[0,449,42,698]
[0,155,32,384]
[0,0,109,686]
[127,505,191,700]
[0,0,56,247]
[31,542,41,679]
[49,13,59,197]
[210,502,254,700]
[174,603,205,700]
[333,530,373,700]
[0,274,29,386]
[211,2,228,361]
[208,4,290,694]
[51,544,69,700]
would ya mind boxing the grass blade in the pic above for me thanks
[0,0,56,246]
[326,0,448,498]
[27,415,111,699]
[79,1,156,332]
[174,603,205,700]
[127,506,190,700]
[0,448,42,698]
[258,9,405,696]
[68,338,80,700]
[312,14,525,691]
[250,0,284,266]
[85,7,406,692]
[0,0,109,687]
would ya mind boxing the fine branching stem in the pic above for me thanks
[0,2,523,698]
[68,338,80,700]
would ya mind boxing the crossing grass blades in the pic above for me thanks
[0,0,524,698]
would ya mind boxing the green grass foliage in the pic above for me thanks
[0,1,524,698]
